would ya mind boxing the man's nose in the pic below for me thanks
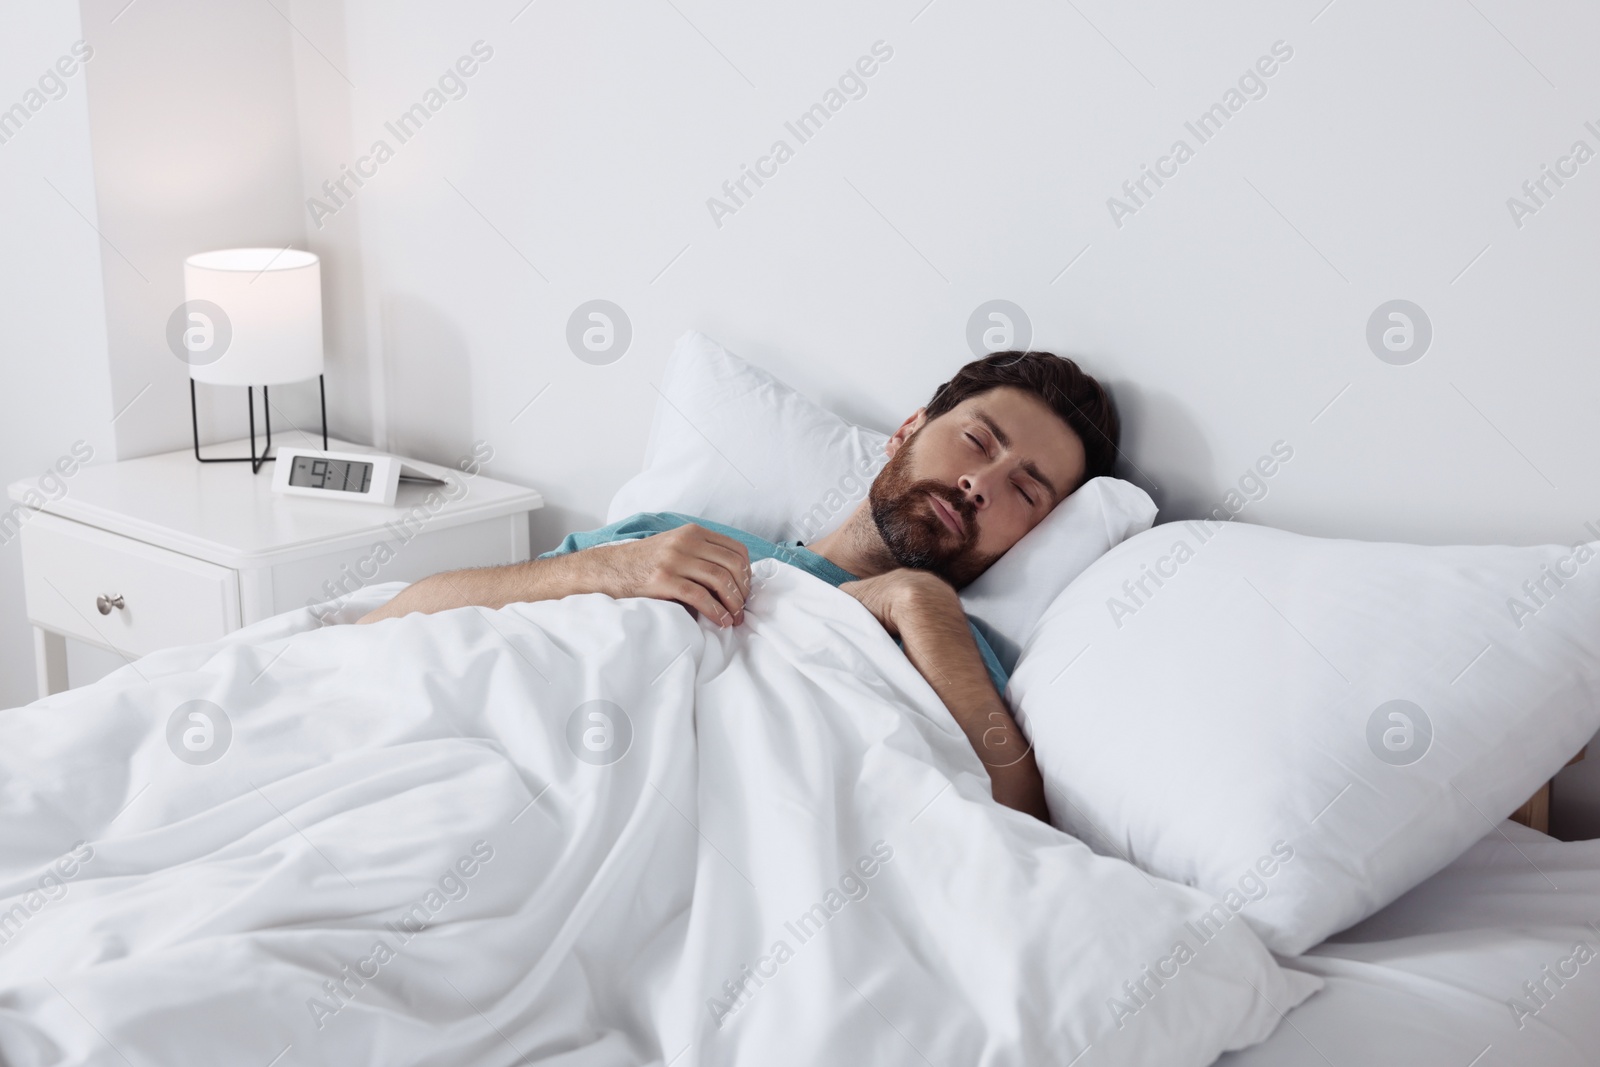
[958,474,988,510]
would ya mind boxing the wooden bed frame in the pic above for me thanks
[1509,747,1586,834]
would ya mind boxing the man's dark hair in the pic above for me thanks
[924,351,1120,487]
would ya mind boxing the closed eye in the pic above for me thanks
[970,431,1037,506]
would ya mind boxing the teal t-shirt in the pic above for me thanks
[539,511,1010,694]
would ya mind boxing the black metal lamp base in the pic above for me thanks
[190,374,329,474]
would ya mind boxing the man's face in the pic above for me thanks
[868,387,1089,587]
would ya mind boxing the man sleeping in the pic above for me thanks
[360,350,1120,822]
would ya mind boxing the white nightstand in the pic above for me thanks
[8,438,542,699]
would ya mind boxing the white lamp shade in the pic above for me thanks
[183,248,324,386]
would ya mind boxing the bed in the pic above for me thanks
[7,333,1599,1064]
[4,563,1598,1066]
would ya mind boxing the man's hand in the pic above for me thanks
[844,566,1050,823]
[838,568,952,639]
[592,524,752,626]
[357,523,751,626]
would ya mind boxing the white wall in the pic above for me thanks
[77,0,328,461]
[308,0,1600,550]
[0,2,116,708]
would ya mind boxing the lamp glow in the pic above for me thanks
[183,248,323,386]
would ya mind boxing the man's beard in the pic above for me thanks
[868,432,1001,588]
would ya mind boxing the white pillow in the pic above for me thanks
[607,331,1155,667]
[607,330,889,544]
[1009,521,1600,955]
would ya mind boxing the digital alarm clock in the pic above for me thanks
[270,447,445,506]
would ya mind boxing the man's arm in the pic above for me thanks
[357,524,752,626]
[841,571,1050,822]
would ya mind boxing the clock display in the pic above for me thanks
[288,455,373,494]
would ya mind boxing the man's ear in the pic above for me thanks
[884,408,928,458]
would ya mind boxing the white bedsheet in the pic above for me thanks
[1217,821,1600,1066]
[0,562,1313,1067]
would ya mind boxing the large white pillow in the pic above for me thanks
[608,331,1155,667]
[1010,520,1600,955]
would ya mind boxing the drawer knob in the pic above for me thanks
[95,594,125,615]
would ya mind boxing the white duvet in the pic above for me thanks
[0,560,1316,1066]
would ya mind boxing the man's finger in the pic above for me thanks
[683,559,746,621]
[670,577,733,627]
[697,534,752,598]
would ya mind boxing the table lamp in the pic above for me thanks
[181,247,328,473]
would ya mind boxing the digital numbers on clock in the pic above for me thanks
[287,455,373,494]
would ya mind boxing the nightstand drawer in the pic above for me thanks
[20,513,240,657]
